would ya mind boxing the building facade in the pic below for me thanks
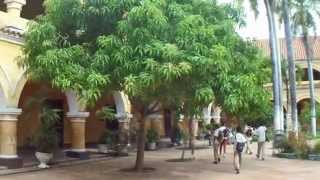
[1,0,320,169]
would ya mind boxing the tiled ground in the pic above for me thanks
[1,142,320,180]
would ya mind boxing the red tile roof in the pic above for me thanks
[254,37,320,60]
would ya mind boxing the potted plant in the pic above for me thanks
[97,130,113,154]
[146,128,159,150]
[33,107,60,168]
[96,106,117,153]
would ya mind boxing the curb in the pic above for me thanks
[0,155,125,176]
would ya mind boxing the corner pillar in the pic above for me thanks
[65,112,89,160]
[0,108,22,169]
[4,0,26,17]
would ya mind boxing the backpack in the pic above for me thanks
[236,142,245,152]
[223,128,230,138]
[235,133,245,152]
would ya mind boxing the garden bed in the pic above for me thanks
[275,153,320,161]
[275,152,298,159]
[308,154,320,161]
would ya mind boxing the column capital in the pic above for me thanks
[115,112,132,122]
[66,112,89,118]
[66,112,89,123]
[4,0,26,17]
[0,108,22,121]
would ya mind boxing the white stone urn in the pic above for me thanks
[97,144,109,154]
[35,152,53,168]
[147,142,157,150]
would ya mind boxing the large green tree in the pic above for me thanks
[21,0,270,171]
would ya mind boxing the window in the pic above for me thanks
[21,0,44,19]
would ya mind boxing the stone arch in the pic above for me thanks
[17,81,70,146]
[296,94,320,104]
[0,88,6,109]
[0,65,10,107]
[297,63,320,73]
[203,103,213,125]
[12,72,131,115]
[11,72,27,107]
[112,91,131,116]
[66,91,131,115]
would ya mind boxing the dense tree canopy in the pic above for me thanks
[21,0,271,170]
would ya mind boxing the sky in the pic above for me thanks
[218,0,320,40]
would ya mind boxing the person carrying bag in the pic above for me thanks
[233,126,247,174]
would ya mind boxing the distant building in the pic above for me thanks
[255,37,320,110]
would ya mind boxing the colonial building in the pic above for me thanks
[256,38,320,126]
[0,0,136,169]
[1,0,320,169]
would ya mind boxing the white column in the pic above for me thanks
[212,107,222,124]
[4,0,26,17]
[0,108,23,169]
[116,113,132,154]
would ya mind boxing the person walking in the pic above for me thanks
[212,126,223,164]
[233,126,246,174]
[255,125,267,160]
[244,125,253,155]
[218,123,228,158]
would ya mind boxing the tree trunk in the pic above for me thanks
[302,34,317,137]
[135,116,146,171]
[286,77,291,135]
[264,0,282,133]
[188,118,195,159]
[272,13,284,131]
[282,0,299,133]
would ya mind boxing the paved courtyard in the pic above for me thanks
[1,142,320,180]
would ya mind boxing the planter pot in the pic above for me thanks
[97,144,109,154]
[147,142,157,150]
[308,154,320,161]
[276,152,297,159]
[35,152,53,168]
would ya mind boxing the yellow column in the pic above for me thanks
[66,112,89,160]
[4,0,26,17]
[0,108,22,169]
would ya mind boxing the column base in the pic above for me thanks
[0,157,23,169]
[65,151,89,160]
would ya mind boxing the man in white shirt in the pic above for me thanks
[254,125,267,160]
[244,125,253,154]
[233,126,247,174]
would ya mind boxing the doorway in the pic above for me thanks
[44,99,64,147]
[164,109,172,137]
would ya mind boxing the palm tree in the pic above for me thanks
[278,0,299,134]
[240,0,283,133]
[291,0,320,137]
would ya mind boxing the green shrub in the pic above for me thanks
[279,138,295,153]
[278,131,311,158]
[312,141,320,154]
[99,130,118,145]
[295,132,312,159]
[146,128,159,143]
